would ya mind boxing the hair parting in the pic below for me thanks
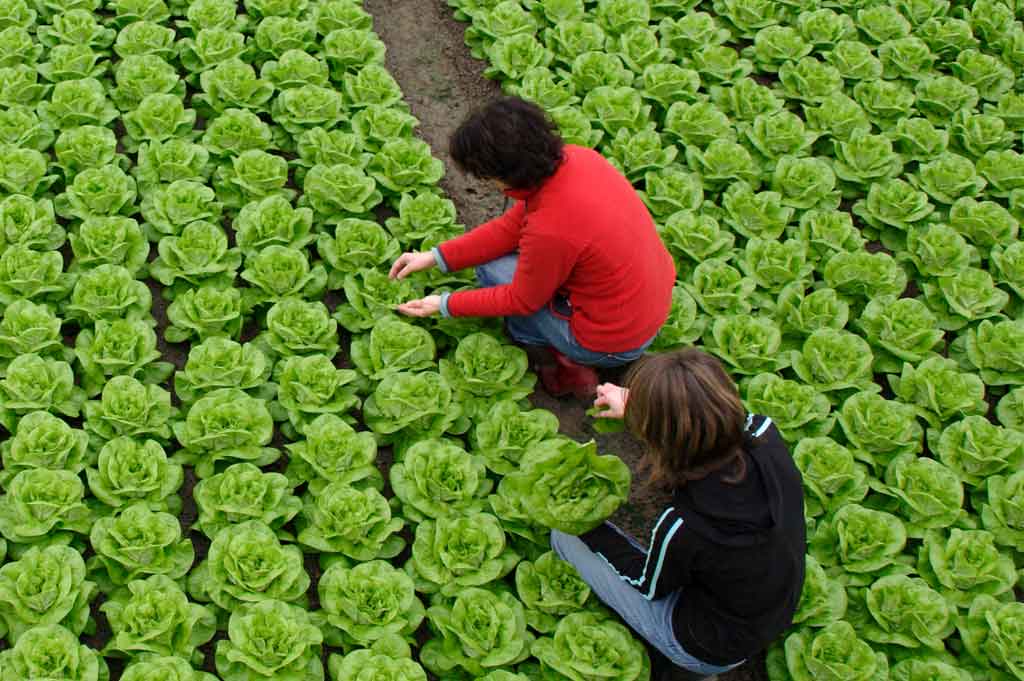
[624,349,749,488]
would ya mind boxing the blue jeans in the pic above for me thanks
[475,254,652,369]
[550,528,744,677]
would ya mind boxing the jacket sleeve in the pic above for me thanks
[445,229,578,317]
[436,201,526,273]
[579,509,694,601]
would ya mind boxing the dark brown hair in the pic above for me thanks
[624,349,749,488]
[449,96,564,190]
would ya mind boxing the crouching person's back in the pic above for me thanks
[551,349,806,678]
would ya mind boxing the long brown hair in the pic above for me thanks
[624,349,748,488]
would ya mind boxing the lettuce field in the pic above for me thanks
[0,0,1021,679]
[449,0,1024,677]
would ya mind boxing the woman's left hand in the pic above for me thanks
[396,295,441,317]
[593,383,628,419]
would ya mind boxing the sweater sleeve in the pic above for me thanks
[445,229,578,317]
[436,201,526,273]
[579,509,694,601]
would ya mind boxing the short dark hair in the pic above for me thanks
[624,349,749,487]
[450,96,564,190]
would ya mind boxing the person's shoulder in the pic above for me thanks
[746,414,804,484]
[563,143,595,159]
[642,503,693,547]
[563,144,616,171]
[529,145,626,231]
[543,144,627,203]
[745,414,791,458]
[745,413,775,439]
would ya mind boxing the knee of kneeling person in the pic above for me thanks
[549,529,572,557]
[474,255,519,287]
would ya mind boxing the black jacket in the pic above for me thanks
[580,415,806,666]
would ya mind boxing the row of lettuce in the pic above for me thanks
[446,0,1024,679]
[0,1,652,681]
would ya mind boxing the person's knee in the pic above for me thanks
[474,264,495,286]
[589,346,649,369]
[475,254,518,287]
[549,529,572,559]
[503,308,558,348]
[504,316,540,345]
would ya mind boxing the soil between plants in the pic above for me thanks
[362,2,768,679]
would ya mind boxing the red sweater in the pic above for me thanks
[438,145,676,353]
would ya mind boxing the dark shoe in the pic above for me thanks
[649,646,672,681]
[596,362,632,386]
[539,349,599,399]
[665,668,717,680]
[654,664,716,681]
[648,646,716,681]
[523,344,557,373]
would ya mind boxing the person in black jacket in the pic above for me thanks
[551,348,806,678]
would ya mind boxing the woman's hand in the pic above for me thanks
[396,295,441,317]
[593,383,628,419]
[389,251,436,279]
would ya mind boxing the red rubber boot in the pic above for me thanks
[539,349,599,399]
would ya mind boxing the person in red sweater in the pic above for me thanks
[389,97,675,397]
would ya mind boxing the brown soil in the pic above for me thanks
[361,2,768,680]
[363,0,505,229]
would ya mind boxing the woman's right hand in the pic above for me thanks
[389,251,436,279]
[593,383,628,419]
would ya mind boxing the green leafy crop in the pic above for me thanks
[390,438,491,522]
[0,544,95,642]
[363,371,469,448]
[102,575,215,662]
[214,599,323,681]
[531,611,648,681]
[495,438,630,535]
[317,559,424,648]
[0,623,110,681]
[0,0,1017,673]
[421,587,532,677]
[193,463,301,540]
[439,332,535,418]
[297,481,405,561]
[407,512,519,595]
[918,529,1017,608]
[515,551,591,633]
[189,520,309,611]
[173,388,278,478]
[88,503,194,591]
[770,621,888,681]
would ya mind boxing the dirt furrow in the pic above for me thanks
[362,0,505,229]
[359,6,766,678]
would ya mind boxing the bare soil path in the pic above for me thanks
[362,0,505,228]
[361,2,770,680]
